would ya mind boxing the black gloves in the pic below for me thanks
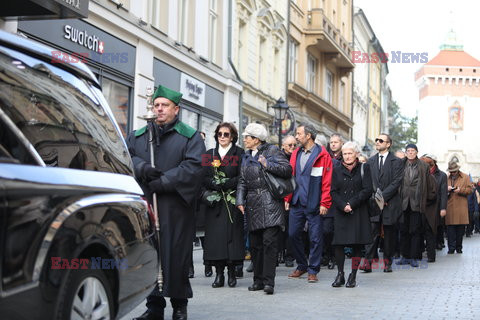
[141,164,163,182]
[148,178,165,193]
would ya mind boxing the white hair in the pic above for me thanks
[315,135,328,147]
[341,141,361,154]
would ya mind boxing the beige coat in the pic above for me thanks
[446,171,473,225]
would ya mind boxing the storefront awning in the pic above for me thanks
[2,0,89,20]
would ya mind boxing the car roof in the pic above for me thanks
[0,29,99,87]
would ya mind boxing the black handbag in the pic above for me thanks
[261,167,296,199]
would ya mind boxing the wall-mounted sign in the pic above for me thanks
[1,0,89,19]
[64,24,104,54]
[180,73,206,107]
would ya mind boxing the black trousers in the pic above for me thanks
[322,216,335,261]
[436,218,445,246]
[400,208,423,260]
[146,285,187,314]
[278,211,294,262]
[250,226,280,287]
[421,215,436,260]
[364,222,396,266]
[447,225,466,251]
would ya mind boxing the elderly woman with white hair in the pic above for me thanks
[236,123,292,295]
[330,141,373,288]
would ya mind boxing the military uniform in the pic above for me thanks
[128,86,206,318]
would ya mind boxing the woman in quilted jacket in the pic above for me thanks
[236,123,292,295]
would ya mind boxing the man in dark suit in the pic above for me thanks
[363,133,404,273]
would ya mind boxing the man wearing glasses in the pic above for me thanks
[363,134,404,273]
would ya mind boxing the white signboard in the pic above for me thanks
[180,73,206,107]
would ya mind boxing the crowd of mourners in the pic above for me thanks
[130,85,479,320]
[193,122,480,293]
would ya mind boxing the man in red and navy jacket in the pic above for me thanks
[284,124,333,283]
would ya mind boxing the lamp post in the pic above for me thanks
[271,97,289,147]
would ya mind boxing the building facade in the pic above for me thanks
[232,0,289,141]
[416,30,480,178]
[352,7,387,153]
[3,0,242,150]
[287,0,354,142]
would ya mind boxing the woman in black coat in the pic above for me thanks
[203,122,245,288]
[236,123,292,295]
[330,141,373,288]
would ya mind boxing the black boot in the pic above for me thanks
[211,273,224,288]
[227,267,237,287]
[235,265,243,278]
[172,306,187,320]
[204,265,213,277]
[133,309,164,320]
[331,271,345,287]
[188,265,194,278]
[345,273,357,288]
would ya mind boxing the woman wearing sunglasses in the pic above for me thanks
[203,122,245,288]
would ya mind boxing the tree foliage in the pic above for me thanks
[388,100,418,152]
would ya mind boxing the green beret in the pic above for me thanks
[152,85,183,105]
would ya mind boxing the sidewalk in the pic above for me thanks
[122,235,480,320]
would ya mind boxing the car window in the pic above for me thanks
[0,45,133,174]
[0,117,36,165]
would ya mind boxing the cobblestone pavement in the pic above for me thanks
[122,234,480,320]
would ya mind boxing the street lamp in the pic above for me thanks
[271,97,289,147]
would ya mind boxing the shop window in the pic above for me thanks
[102,77,130,137]
[181,108,199,130]
[201,116,220,150]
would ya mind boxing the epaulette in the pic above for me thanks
[134,126,147,137]
[174,121,196,139]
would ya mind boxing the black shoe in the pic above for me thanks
[447,250,455,254]
[212,273,225,288]
[466,233,472,238]
[133,309,164,320]
[332,272,345,287]
[384,264,393,273]
[427,258,435,263]
[246,261,254,272]
[188,266,194,278]
[456,249,463,254]
[172,306,187,320]
[248,283,264,291]
[345,273,356,288]
[263,285,274,294]
[436,244,443,250]
[204,265,213,277]
[285,260,294,268]
[227,268,237,287]
[235,265,243,278]
[327,259,335,270]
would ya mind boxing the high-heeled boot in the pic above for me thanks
[345,272,357,288]
[211,272,225,288]
[227,266,237,287]
[331,271,345,287]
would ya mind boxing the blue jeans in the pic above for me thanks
[289,205,324,274]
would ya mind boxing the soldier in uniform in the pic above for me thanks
[129,85,206,320]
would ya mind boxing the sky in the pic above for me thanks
[354,0,480,118]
